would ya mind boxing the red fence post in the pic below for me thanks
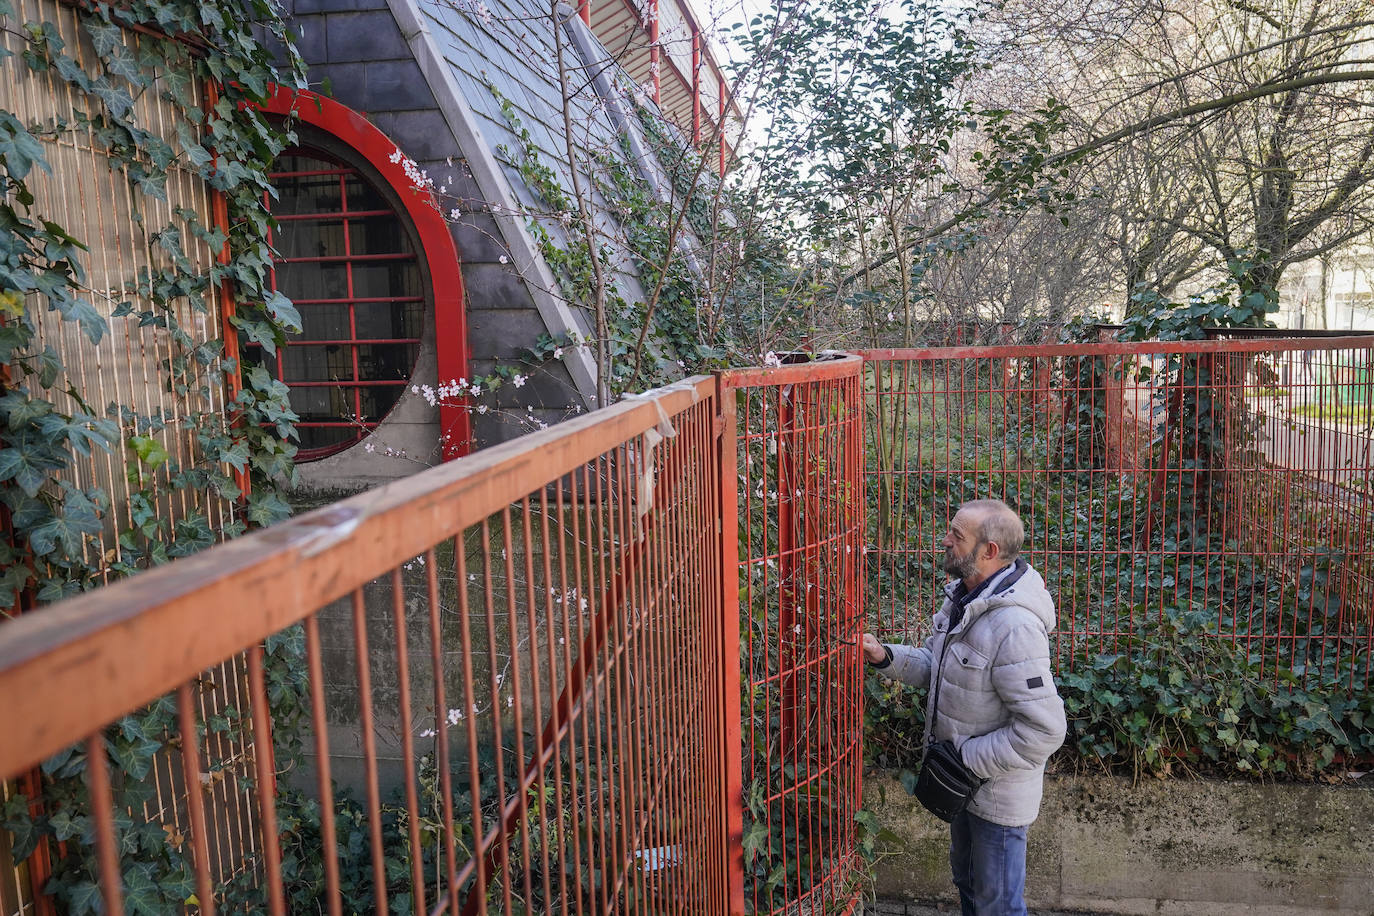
[716,374,746,915]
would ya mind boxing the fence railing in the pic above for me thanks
[862,337,1374,692]
[0,376,753,915]
[3,339,1372,914]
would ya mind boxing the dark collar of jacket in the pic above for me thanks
[937,558,1029,635]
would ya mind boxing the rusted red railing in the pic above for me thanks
[862,337,1374,692]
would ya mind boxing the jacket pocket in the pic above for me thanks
[953,645,989,671]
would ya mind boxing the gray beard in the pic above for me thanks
[943,549,977,581]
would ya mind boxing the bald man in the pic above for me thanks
[863,499,1066,916]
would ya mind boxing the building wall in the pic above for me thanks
[1277,252,1374,331]
[264,0,587,495]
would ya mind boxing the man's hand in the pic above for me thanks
[861,632,887,664]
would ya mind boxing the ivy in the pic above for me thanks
[0,0,309,908]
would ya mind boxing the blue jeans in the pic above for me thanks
[949,810,1028,916]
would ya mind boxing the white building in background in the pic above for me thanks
[1277,248,1374,331]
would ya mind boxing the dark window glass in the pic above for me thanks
[256,146,427,461]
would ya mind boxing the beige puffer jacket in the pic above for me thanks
[878,559,1067,827]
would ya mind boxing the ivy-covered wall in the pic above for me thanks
[1,0,306,908]
[1,0,305,609]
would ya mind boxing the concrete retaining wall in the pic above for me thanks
[866,773,1374,915]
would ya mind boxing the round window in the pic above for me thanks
[255,142,427,460]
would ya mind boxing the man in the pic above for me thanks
[862,499,1066,916]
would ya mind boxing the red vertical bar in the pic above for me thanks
[715,375,745,915]
[519,499,556,911]
[580,0,590,24]
[349,589,389,915]
[498,507,538,910]
[649,0,661,105]
[391,568,426,915]
[480,518,516,913]
[303,614,344,916]
[552,477,588,916]
[776,390,796,752]
[175,684,217,916]
[85,734,125,915]
[204,81,251,503]
[453,540,488,916]
[424,546,459,915]
[246,645,287,916]
[717,91,726,176]
[691,30,702,146]
[536,488,576,915]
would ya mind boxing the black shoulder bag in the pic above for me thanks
[913,634,987,822]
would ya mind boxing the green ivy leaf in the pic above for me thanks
[264,290,301,333]
[26,505,103,558]
[0,111,50,179]
[0,446,50,497]
[128,434,170,468]
[65,882,102,915]
[123,862,164,915]
[741,818,769,864]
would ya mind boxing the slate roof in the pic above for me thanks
[402,0,680,352]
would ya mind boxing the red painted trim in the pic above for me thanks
[205,82,253,502]
[606,0,745,127]
[691,29,701,146]
[718,90,726,176]
[649,0,661,105]
[258,86,471,459]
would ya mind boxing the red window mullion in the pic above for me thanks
[273,208,396,222]
[244,337,421,348]
[269,166,354,179]
[341,171,364,425]
[275,253,416,265]
[288,295,423,306]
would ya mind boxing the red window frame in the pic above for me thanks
[257,87,471,461]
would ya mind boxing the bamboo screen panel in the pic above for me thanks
[1,0,240,579]
[1,3,257,912]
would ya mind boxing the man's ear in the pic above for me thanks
[982,540,1001,562]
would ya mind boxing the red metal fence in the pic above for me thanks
[862,337,1374,692]
[0,364,869,916]
[0,377,748,915]
[3,338,1371,914]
